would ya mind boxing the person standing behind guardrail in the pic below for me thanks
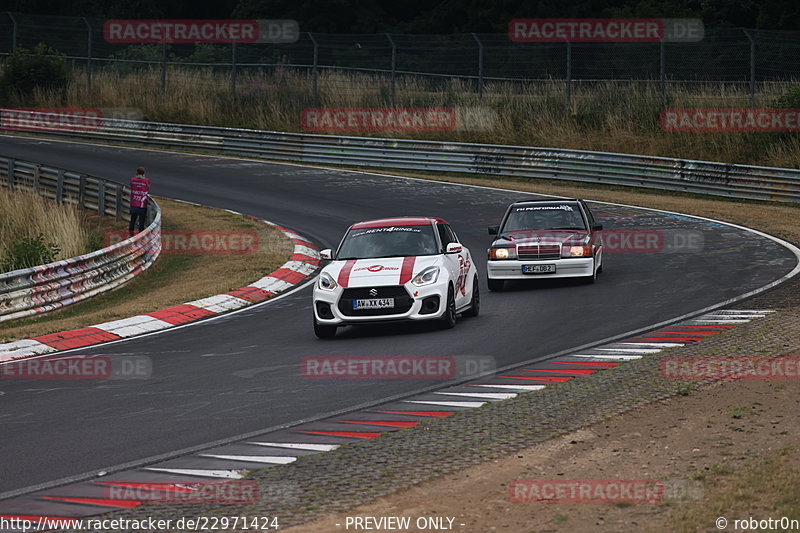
[129,167,150,236]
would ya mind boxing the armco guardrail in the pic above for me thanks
[1,109,799,203]
[0,155,161,322]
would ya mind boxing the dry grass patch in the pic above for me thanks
[0,197,293,342]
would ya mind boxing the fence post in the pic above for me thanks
[744,29,756,107]
[565,40,572,112]
[7,12,16,51]
[98,181,106,216]
[659,40,667,109]
[33,164,40,193]
[56,170,65,203]
[472,33,484,99]
[83,17,92,92]
[231,42,237,101]
[309,32,319,106]
[115,184,123,221]
[386,33,396,107]
[78,175,87,208]
[6,158,14,191]
[161,40,167,95]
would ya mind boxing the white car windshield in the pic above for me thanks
[338,225,439,259]
[502,205,587,231]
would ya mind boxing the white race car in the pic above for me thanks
[312,217,480,338]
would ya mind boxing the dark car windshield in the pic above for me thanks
[337,225,439,259]
[502,204,587,232]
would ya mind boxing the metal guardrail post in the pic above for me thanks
[98,181,105,215]
[744,29,756,108]
[472,33,484,99]
[386,33,396,107]
[56,169,64,203]
[309,32,319,106]
[33,164,40,192]
[78,174,87,208]
[6,158,14,190]
[115,184,123,221]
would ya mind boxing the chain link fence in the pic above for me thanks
[2,12,800,108]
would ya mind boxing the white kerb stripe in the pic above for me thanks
[0,339,57,361]
[247,442,339,451]
[472,384,546,391]
[144,468,244,479]
[91,315,173,338]
[187,294,250,313]
[404,400,486,408]
[615,342,685,348]
[435,392,517,400]
[570,354,643,361]
[294,245,319,258]
[199,454,297,464]
[595,348,663,354]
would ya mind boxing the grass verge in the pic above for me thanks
[0,197,293,343]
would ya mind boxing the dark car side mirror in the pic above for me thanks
[488,225,499,235]
[591,223,603,231]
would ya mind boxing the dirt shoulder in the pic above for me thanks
[288,354,800,533]
[0,197,293,342]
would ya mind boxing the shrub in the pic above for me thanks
[774,86,800,108]
[1,233,61,272]
[0,43,69,98]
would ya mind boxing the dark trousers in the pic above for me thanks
[129,206,147,232]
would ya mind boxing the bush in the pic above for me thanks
[775,86,800,108]
[1,233,61,272]
[0,43,69,97]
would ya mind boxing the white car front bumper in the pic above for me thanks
[313,282,449,325]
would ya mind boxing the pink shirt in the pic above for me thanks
[130,176,150,208]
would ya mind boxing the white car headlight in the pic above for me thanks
[318,272,338,290]
[411,266,440,286]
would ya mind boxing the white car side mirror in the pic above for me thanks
[446,243,463,254]
[320,249,332,260]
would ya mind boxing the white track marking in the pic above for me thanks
[246,442,339,451]
[435,392,517,400]
[570,354,643,361]
[472,384,546,391]
[404,400,486,408]
[198,454,296,464]
[595,347,664,354]
[91,316,173,338]
[144,468,244,479]
[614,342,685,348]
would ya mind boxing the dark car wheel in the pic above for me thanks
[440,286,457,329]
[313,316,338,339]
[462,276,480,318]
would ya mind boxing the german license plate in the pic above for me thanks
[522,264,556,274]
[353,298,395,309]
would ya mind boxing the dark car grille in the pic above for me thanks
[517,244,561,261]
[338,285,414,316]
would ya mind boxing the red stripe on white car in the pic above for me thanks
[399,256,416,284]
[338,259,357,287]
